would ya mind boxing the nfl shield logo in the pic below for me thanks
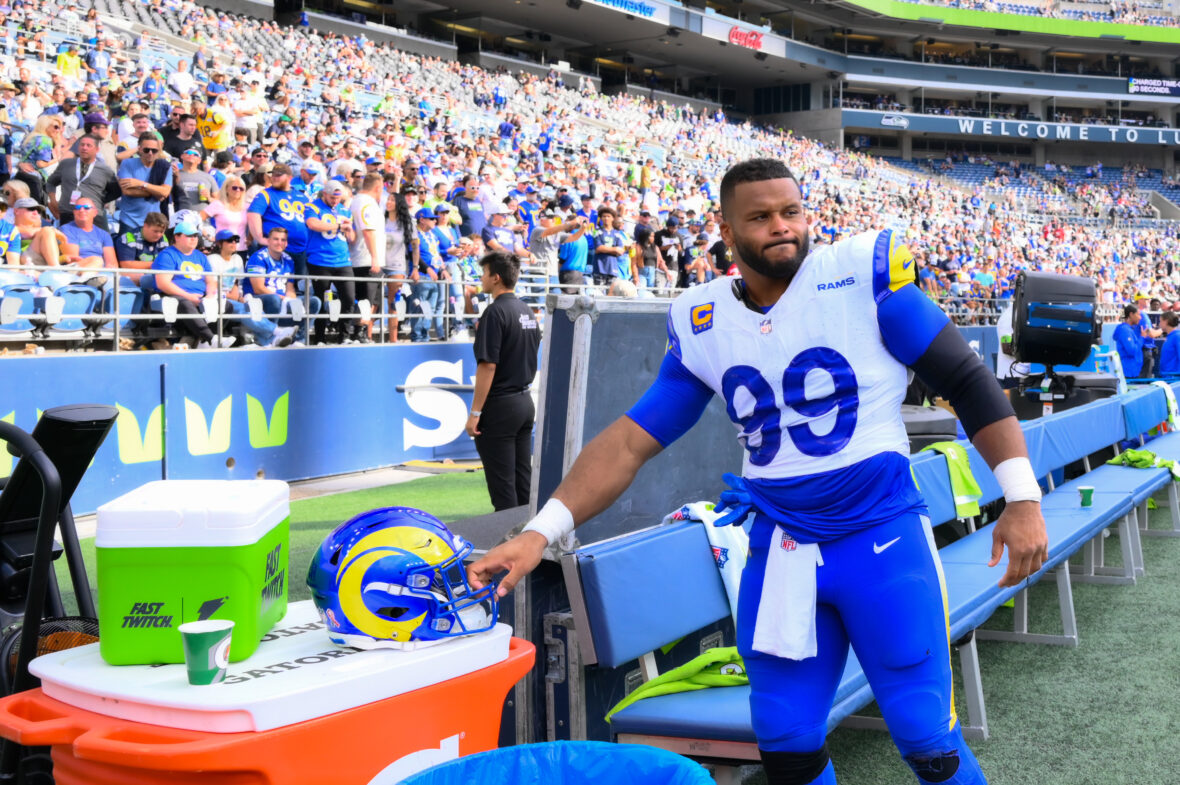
[780,532,797,552]
[712,546,729,568]
[760,318,773,335]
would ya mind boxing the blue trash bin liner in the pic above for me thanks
[398,740,715,784]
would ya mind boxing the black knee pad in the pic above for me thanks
[760,746,830,785]
[904,749,960,783]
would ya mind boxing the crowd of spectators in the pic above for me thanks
[0,0,1178,351]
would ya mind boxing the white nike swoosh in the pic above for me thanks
[873,537,901,555]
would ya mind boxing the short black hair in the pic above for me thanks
[1124,304,1139,319]
[719,158,800,215]
[1164,312,1179,328]
[480,250,520,289]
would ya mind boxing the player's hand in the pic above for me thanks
[714,472,754,527]
[467,531,547,599]
[465,411,481,438]
[990,500,1048,587]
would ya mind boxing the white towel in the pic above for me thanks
[752,526,823,661]
[662,502,748,623]
[1151,381,1179,430]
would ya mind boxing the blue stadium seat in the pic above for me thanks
[44,284,101,335]
[0,284,38,335]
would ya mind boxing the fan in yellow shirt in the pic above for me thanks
[56,45,83,84]
[194,95,233,153]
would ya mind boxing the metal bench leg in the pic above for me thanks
[1085,515,1136,585]
[957,635,989,741]
[1070,539,1097,580]
[1129,503,1146,577]
[840,714,889,732]
[1143,482,1180,538]
[975,566,1079,647]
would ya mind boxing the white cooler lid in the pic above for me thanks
[96,480,290,548]
[30,601,511,733]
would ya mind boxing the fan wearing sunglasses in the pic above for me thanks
[201,175,250,252]
[14,115,64,203]
[116,133,172,233]
[58,196,116,275]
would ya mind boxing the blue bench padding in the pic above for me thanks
[1122,386,1168,439]
[1144,430,1180,462]
[943,561,1024,640]
[1035,399,1123,474]
[910,452,956,524]
[578,522,731,669]
[1057,465,1168,507]
[610,655,870,742]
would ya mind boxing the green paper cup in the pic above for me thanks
[179,619,234,685]
[1078,486,1095,508]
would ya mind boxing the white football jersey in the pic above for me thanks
[668,230,911,480]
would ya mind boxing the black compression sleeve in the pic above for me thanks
[909,322,1015,439]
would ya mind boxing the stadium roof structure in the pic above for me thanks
[425,0,817,86]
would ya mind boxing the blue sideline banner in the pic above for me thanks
[0,345,481,515]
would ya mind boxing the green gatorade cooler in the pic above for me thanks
[96,480,290,666]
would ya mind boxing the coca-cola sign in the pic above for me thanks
[728,27,763,50]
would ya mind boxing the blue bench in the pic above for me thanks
[559,388,1178,777]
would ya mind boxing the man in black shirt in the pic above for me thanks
[466,251,542,511]
[653,217,682,289]
[708,236,732,277]
[163,114,205,163]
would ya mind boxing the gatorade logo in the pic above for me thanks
[365,735,460,784]
[213,637,231,669]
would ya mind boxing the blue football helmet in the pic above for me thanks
[307,507,498,650]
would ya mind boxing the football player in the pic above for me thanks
[469,158,1047,785]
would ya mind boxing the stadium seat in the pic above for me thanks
[98,285,145,334]
[0,285,38,336]
[43,284,101,336]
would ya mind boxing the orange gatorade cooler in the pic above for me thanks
[0,602,534,785]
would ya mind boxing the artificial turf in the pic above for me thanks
[59,471,494,608]
[54,477,1180,784]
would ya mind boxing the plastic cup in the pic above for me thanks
[1078,486,1095,508]
[179,619,234,685]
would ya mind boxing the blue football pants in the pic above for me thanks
[737,511,986,784]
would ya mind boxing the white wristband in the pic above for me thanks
[993,457,1042,504]
[522,498,575,547]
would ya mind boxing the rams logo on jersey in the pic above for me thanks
[690,302,714,334]
[817,275,856,292]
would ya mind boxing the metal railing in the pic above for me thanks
[0,266,1134,351]
[0,265,696,350]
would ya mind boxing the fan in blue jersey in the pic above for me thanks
[243,226,321,344]
[304,181,357,344]
[246,164,309,275]
[469,159,1048,785]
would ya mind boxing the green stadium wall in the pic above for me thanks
[842,0,1180,44]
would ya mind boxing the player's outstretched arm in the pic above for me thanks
[877,277,1047,587]
[971,417,1049,588]
[467,416,663,598]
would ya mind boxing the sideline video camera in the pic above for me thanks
[1008,272,1101,414]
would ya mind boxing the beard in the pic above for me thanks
[731,230,810,282]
